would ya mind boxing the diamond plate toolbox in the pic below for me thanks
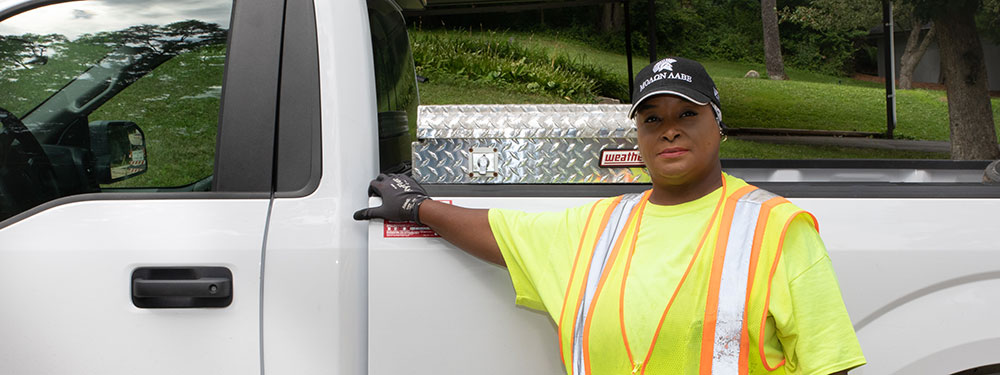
[412,104,650,184]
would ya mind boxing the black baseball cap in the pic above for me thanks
[628,57,723,125]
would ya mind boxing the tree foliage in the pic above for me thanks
[78,20,227,56]
[978,0,1000,42]
[779,0,881,34]
[0,20,227,117]
[623,0,873,75]
[0,34,68,69]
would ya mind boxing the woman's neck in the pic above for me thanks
[648,168,724,206]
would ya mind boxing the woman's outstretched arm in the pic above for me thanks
[353,173,504,266]
[418,200,503,266]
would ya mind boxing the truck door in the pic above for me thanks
[0,0,283,373]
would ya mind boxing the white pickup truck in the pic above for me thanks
[0,0,998,374]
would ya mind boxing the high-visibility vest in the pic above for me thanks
[555,182,817,375]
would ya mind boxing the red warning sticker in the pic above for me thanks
[383,200,451,238]
[384,222,440,238]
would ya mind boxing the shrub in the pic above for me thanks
[411,30,628,101]
[782,29,866,76]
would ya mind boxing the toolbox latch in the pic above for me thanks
[468,147,499,178]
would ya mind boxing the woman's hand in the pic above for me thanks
[354,174,504,266]
[353,173,431,223]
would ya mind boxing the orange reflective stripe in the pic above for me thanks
[700,185,756,375]
[617,191,652,365]
[737,196,785,375]
[558,201,602,368]
[758,209,815,371]
[583,192,647,374]
[619,242,637,364]
[640,177,729,375]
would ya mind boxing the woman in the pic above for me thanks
[355,57,865,375]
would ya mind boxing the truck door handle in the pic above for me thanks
[133,278,231,298]
[131,267,233,308]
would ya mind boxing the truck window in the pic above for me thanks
[368,0,418,173]
[0,0,232,221]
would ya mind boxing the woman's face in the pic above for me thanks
[635,94,722,187]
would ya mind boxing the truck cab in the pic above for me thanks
[0,0,370,373]
[0,0,998,374]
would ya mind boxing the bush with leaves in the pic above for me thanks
[412,30,627,101]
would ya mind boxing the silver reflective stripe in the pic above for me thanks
[572,193,644,375]
[711,188,778,374]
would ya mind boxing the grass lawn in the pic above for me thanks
[419,74,567,104]
[92,43,224,188]
[414,29,1000,157]
[1,41,113,117]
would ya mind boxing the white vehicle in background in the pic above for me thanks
[0,0,998,374]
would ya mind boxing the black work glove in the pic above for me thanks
[353,173,431,223]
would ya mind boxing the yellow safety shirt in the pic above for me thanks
[489,173,865,375]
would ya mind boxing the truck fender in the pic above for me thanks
[851,272,1000,375]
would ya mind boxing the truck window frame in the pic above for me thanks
[274,0,322,198]
[0,0,297,229]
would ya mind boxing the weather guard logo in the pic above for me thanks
[599,149,644,168]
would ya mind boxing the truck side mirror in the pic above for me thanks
[985,160,1000,184]
[89,120,147,184]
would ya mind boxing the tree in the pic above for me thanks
[908,0,999,159]
[600,2,624,33]
[761,0,787,80]
[780,0,996,158]
[897,21,935,90]
[0,34,67,70]
[104,20,227,56]
[779,0,931,87]
[896,4,936,90]
[0,36,31,70]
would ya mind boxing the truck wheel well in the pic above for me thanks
[953,364,1000,375]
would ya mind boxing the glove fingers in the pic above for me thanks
[367,178,384,197]
[353,205,391,220]
[354,205,393,221]
[353,207,374,221]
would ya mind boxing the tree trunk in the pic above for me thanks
[613,3,624,30]
[898,20,936,90]
[761,0,787,80]
[601,3,624,32]
[934,5,1000,160]
[601,3,613,33]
